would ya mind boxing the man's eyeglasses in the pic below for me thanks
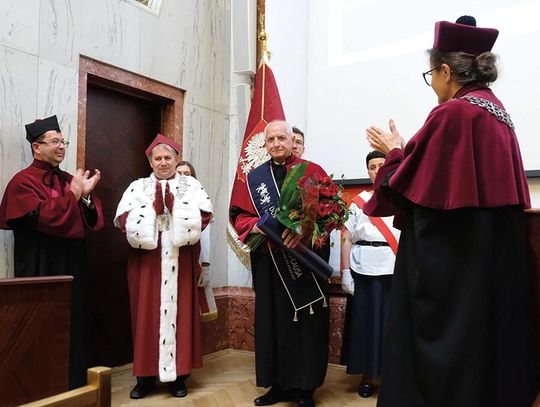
[422,66,440,86]
[36,139,70,148]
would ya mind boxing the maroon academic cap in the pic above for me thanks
[145,133,182,157]
[433,16,499,55]
[25,115,61,142]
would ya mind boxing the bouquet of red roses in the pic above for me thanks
[276,162,348,249]
[246,162,348,252]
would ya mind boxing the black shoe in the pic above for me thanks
[358,383,375,398]
[129,383,154,399]
[254,386,296,406]
[298,398,315,406]
[169,377,188,397]
[129,376,156,399]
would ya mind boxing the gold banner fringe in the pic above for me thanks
[227,222,252,270]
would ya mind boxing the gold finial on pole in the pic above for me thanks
[258,13,271,61]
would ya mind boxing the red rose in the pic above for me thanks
[317,201,333,217]
[320,182,338,197]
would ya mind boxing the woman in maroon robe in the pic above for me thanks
[364,16,537,407]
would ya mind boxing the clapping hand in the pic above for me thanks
[153,182,164,214]
[164,183,175,213]
[366,119,405,154]
[70,168,101,200]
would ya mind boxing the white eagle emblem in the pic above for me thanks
[240,131,270,175]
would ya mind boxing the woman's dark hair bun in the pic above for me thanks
[455,15,476,26]
[474,52,498,83]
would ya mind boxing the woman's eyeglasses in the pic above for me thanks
[422,66,441,86]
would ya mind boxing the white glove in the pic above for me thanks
[198,264,211,287]
[341,268,355,295]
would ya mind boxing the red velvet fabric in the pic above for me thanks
[0,159,104,237]
[433,20,498,55]
[365,86,530,217]
[145,133,182,156]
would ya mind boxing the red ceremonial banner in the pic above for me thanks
[227,60,286,268]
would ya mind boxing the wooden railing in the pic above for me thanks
[19,367,111,407]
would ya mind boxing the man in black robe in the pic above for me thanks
[0,115,104,389]
[230,120,331,407]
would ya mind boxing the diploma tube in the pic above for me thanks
[256,213,333,280]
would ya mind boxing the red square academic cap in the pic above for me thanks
[433,16,499,55]
[25,115,61,142]
[145,133,182,157]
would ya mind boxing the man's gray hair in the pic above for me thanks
[150,143,178,157]
[264,120,292,138]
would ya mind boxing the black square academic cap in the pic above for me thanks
[25,115,61,143]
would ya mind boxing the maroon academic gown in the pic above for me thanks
[364,85,536,407]
[0,158,104,388]
[117,209,211,379]
[230,154,331,391]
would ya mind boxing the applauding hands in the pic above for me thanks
[366,119,405,154]
[70,168,101,201]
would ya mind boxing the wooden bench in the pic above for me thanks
[19,367,111,407]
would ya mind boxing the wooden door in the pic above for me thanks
[85,84,161,366]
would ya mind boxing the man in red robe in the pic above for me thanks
[0,115,104,389]
[114,134,213,399]
[230,120,331,407]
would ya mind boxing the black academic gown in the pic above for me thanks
[376,204,536,407]
[230,156,331,391]
[251,244,330,391]
[0,159,104,389]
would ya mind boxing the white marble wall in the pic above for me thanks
[0,0,241,285]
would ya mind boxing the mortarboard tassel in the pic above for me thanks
[309,304,314,315]
[293,311,298,322]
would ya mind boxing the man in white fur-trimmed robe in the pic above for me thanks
[114,134,213,399]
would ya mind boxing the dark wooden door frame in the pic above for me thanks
[77,55,185,168]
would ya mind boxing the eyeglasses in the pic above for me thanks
[422,66,441,86]
[36,139,70,148]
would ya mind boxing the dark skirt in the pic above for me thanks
[341,272,392,379]
[377,205,537,407]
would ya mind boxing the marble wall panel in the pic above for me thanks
[183,103,230,288]
[226,85,252,287]
[38,0,80,68]
[227,251,252,287]
[0,45,39,279]
[202,296,229,355]
[139,0,192,88]
[227,287,255,351]
[0,0,40,55]
[36,59,79,172]
[140,1,230,114]
[78,0,141,72]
